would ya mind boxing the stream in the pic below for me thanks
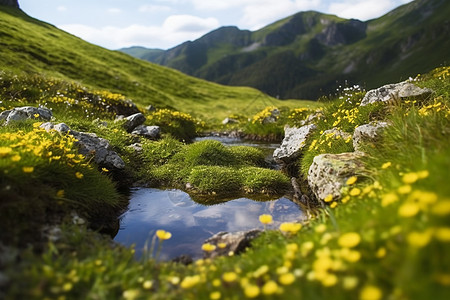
[114,136,304,261]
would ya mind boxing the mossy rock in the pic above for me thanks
[240,167,290,194]
[173,140,238,167]
[228,146,266,167]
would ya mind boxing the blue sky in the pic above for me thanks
[19,0,413,50]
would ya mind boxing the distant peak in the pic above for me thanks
[0,0,19,8]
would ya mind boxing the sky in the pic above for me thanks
[19,0,414,50]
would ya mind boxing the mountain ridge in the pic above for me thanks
[120,0,450,99]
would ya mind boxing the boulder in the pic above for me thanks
[131,125,160,140]
[122,113,146,132]
[308,152,365,202]
[353,122,389,151]
[203,229,262,259]
[273,124,317,164]
[360,81,433,106]
[0,106,52,125]
[40,122,125,171]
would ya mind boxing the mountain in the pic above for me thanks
[122,0,450,100]
[0,5,310,121]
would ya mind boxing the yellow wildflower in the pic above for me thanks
[407,231,432,248]
[244,284,260,298]
[398,185,412,194]
[253,265,269,278]
[122,289,140,300]
[381,162,392,169]
[398,202,420,217]
[262,281,279,295]
[349,188,361,196]
[402,172,419,184]
[322,273,338,287]
[330,202,338,208]
[11,155,21,162]
[381,193,398,207]
[75,172,84,179]
[210,291,221,300]
[359,285,382,300]
[259,214,273,225]
[143,280,153,289]
[156,229,172,240]
[202,243,216,252]
[0,146,12,157]
[346,176,358,185]
[279,222,302,234]
[22,166,34,173]
[218,243,227,249]
[343,276,359,290]
[180,275,200,289]
[434,227,450,242]
[324,194,334,203]
[222,272,237,283]
[315,224,327,233]
[431,200,450,216]
[338,232,361,248]
[376,247,386,258]
[56,190,65,198]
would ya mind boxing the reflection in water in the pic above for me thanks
[114,188,304,261]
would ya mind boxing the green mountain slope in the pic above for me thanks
[0,5,309,121]
[124,0,450,99]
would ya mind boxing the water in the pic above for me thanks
[114,188,304,261]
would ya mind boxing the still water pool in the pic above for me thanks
[114,188,304,260]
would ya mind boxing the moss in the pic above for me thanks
[188,166,241,194]
[240,167,290,194]
[228,146,266,166]
[173,140,238,167]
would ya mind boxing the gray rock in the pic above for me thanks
[123,113,146,132]
[131,125,160,140]
[360,81,433,106]
[273,124,317,164]
[40,122,125,171]
[127,143,143,153]
[300,111,323,126]
[203,229,262,259]
[1,106,52,125]
[308,152,365,202]
[353,122,389,151]
[146,105,156,112]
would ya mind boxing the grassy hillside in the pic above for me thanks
[127,0,450,100]
[0,5,312,122]
[3,65,449,300]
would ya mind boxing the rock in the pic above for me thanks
[300,111,323,126]
[127,143,143,153]
[146,105,156,112]
[308,152,365,202]
[353,122,389,151]
[360,81,433,106]
[222,117,238,125]
[172,255,193,265]
[203,229,262,259]
[273,124,317,164]
[40,122,125,171]
[0,106,52,125]
[131,125,160,140]
[122,113,146,132]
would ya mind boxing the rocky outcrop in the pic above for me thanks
[273,124,317,164]
[0,0,19,8]
[360,81,433,106]
[131,125,160,140]
[122,113,146,132]
[353,122,389,151]
[0,106,52,125]
[316,19,367,46]
[203,230,262,259]
[308,152,365,202]
[40,122,125,171]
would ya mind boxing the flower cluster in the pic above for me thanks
[251,106,279,124]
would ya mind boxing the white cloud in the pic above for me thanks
[327,0,394,20]
[59,15,220,50]
[139,4,172,13]
[57,6,67,12]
